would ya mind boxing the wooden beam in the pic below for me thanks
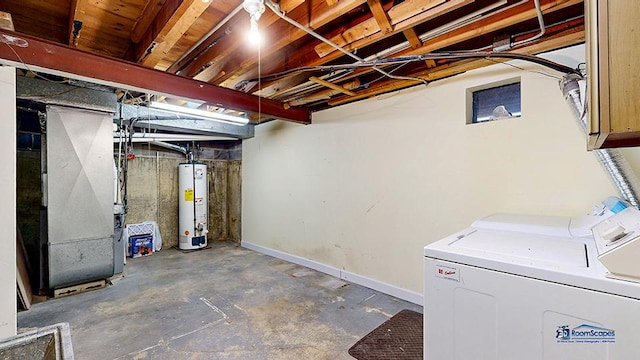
[139,0,211,68]
[315,0,448,57]
[285,79,361,107]
[67,0,81,46]
[413,0,581,55]
[309,0,581,91]
[254,0,467,94]
[309,76,357,96]
[367,0,393,33]
[280,0,306,13]
[131,0,167,44]
[327,25,584,107]
[218,0,463,89]
[403,28,422,49]
[0,29,310,124]
[185,0,368,81]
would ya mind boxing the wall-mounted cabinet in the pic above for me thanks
[587,0,640,149]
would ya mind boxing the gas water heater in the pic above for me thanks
[178,162,208,250]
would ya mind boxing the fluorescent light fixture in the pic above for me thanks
[149,101,250,126]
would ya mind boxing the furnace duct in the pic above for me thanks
[560,73,640,209]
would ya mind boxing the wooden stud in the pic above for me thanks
[67,0,81,46]
[327,25,585,107]
[315,0,448,57]
[286,79,361,107]
[367,0,394,33]
[309,76,357,96]
[403,28,422,49]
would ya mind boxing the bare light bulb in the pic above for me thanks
[248,20,262,45]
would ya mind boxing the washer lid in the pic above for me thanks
[471,213,572,237]
[449,229,588,269]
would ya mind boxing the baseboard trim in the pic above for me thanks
[339,270,423,305]
[241,241,423,306]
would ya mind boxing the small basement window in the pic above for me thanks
[467,78,521,124]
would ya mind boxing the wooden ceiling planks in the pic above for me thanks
[213,0,370,88]
[249,0,581,107]
[320,0,583,96]
[0,1,70,44]
[130,0,166,43]
[71,0,146,57]
[0,0,587,114]
[327,24,585,107]
[138,0,212,68]
[239,0,470,96]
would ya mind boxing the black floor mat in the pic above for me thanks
[348,309,423,360]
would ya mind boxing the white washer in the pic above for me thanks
[424,213,640,360]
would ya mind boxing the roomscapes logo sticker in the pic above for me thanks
[555,324,616,344]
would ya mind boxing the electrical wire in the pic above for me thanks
[264,0,428,86]
[485,58,562,80]
[237,51,580,88]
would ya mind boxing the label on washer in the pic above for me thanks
[435,264,460,282]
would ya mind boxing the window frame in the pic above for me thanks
[466,77,522,124]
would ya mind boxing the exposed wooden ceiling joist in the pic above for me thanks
[131,0,167,44]
[327,24,585,107]
[260,0,580,101]
[191,0,369,83]
[366,0,394,33]
[403,28,422,49]
[314,0,454,58]
[0,0,586,114]
[68,0,80,46]
[0,29,309,123]
[137,0,212,67]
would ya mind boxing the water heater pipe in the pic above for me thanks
[560,73,640,209]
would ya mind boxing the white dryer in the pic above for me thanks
[424,210,640,360]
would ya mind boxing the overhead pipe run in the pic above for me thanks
[560,73,640,209]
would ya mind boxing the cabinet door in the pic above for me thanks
[587,0,640,149]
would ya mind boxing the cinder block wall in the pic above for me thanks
[125,144,241,248]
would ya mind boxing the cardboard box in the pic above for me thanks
[130,234,153,258]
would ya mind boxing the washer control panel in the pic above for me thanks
[592,207,640,282]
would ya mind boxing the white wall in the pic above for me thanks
[242,45,640,297]
[0,67,16,338]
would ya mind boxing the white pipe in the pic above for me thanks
[150,141,188,154]
[512,0,545,47]
[272,0,522,101]
[114,132,237,142]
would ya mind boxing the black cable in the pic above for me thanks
[236,51,581,89]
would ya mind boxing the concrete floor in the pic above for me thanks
[18,242,423,359]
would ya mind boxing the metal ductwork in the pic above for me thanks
[560,73,640,209]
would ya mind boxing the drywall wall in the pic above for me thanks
[0,67,16,338]
[242,45,640,297]
[126,153,242,248]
